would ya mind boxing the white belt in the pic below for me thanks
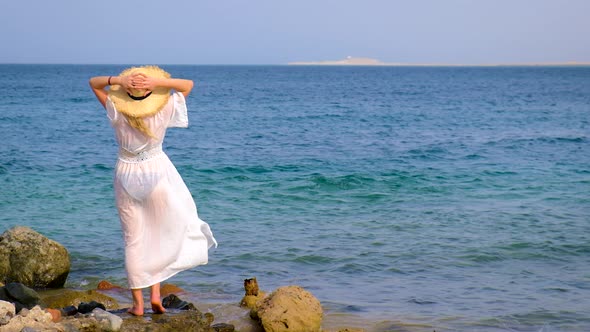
[118,146,164,163]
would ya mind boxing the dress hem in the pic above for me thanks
[128,262,209,290]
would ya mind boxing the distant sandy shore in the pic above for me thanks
[288,57,590,67]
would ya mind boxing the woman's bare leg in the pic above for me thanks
[150,283,166,314]
[128,288,144,316]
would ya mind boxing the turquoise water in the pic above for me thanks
[1,65,589,331]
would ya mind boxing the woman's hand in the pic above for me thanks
[119,75,133,91]
[121,74,148,91]
[129,73,158,91]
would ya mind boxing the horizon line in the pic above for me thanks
[1,61,590,67]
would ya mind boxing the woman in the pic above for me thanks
[89,66,217,316]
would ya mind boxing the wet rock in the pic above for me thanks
[97,280,123,290]
[13,302,26,315]
[0,287,8,302]
[0,226,70,288]
[61,305,78,316]
[92,307,123,331]
[256,285,323,332]
[205,312,215,325]
[162,293,196,311]
[212,322,236,332]
[240,278,267,310]
[161,283,185,296]
[121,309,213,332]
[78,300,106,314]
[40,289,118,310]
[245,278,261,296]
[0,299,16,325]
[4,282,41,309]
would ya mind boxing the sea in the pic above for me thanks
[0,64,589,331]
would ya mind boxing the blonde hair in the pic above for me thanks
[123,114,157,139]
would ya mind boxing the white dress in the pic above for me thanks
[106,92,217,289]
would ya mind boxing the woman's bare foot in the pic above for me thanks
[127,306,144,316]
[129,288,145,316]
[150,283,165,314]
[151,301,166,314]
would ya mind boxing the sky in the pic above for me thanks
[1,0,589,65]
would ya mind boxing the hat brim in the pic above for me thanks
[108,66,171,118]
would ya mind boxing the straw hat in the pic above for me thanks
[108,65,171,118]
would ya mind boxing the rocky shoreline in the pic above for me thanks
[0,281,232,331]
[0,226,366,332]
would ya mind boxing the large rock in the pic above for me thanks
[5,283,40,305]
[0,226,70,288]
[240,278,267,310]
[162,294,196,311]
[256,286,323,332]
[120,309,214,332]
[40,289,118,310]
[2,282,41,312]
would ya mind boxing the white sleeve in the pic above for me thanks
[105,97,118,123]
[168,91,189,128]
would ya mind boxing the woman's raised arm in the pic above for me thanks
[89,73,193,108]
[89,75,132,108]
[133,75,194,98]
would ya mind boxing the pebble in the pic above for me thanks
[92,307,123,332]
[61,305,78,316]
[78,300,106,314]
[162,294,196,311]
[212,322,236,332]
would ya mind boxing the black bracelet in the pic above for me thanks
[108,76,112,85]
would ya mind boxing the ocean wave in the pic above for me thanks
[485,135,588,146]
[459,252,506,263]
[464,153,485,160]
[309,174,375,190]
[407,297,437,305]
[460,241,587,264]
[194,164,304,175]
[67,97,93,103]
[485,309,590,331]
[293,255,333,265]
[92,163,112,171]
[332,263,372,273]
[481,170,519,176]
[349,192,390,201]
[406,146,450,160]
[268,192,314,202]
[321,301,366,313]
